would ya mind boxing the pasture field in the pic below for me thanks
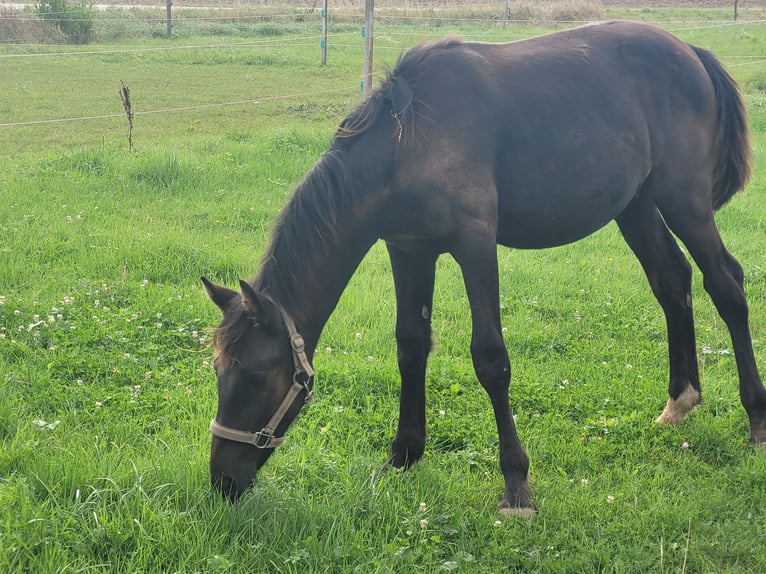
[2,7,766,573]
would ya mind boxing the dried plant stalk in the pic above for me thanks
[119,80,134,151]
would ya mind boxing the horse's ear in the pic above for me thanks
[238,280,279,328]
[201,277,238,313]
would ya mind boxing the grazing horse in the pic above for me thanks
[202,21,766,516]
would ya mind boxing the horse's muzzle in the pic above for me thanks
[212,471,256,502]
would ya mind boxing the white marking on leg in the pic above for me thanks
[655,386,701,425]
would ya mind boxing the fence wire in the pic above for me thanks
[1,3,764,130]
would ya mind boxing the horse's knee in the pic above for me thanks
[396,333,431,371]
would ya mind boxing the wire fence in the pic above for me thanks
[3,0,766,41]
[1,1,765,132]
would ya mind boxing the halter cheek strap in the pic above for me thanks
[209,306,314,449]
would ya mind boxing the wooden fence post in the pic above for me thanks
[363,0,374,95]
[321,0,328,65]
[166,0,172,39]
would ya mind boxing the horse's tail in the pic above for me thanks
[690,45,752,210]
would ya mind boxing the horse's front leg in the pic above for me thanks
[452,235,534,518]
[386,244,438,468]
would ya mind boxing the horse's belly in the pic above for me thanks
[496,179,638,249]
[496,211,613,249]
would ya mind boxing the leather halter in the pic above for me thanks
[209,306,314,449]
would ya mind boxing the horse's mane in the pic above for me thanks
[212,38,468,351]
[212,151,354,365]
[335,37,464,146]
[252,149,354,302]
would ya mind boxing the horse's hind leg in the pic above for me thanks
[451,234,533,517]
[386,244,438,468]
[616,195,701,424]
[661,202,766,443]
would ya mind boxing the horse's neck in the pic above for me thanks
[256,188,381,357]
[288,226,378,355]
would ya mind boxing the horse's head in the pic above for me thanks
[201,277,313,501]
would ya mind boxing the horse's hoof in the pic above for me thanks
[386,451,421,470]
[498,505,537,520]
[749,422,766,445]
[380,457,418,475]
[655,386,700,425]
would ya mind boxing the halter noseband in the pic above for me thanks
[209,306,314,449]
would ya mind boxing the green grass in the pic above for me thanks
[2,10,766,573]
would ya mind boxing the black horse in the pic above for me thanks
[202,21,765,516]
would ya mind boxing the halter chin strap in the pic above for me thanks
[209,305,314,449]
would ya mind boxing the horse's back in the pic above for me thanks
[379,22,721,250]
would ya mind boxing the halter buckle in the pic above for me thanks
[290,333,306,354]
[253,429,276,449]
